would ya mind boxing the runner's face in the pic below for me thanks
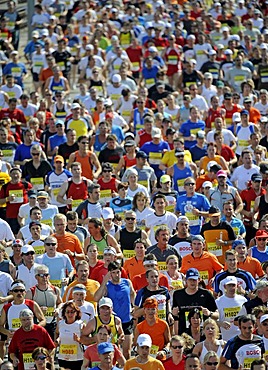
[137,345,150,359]
[147,271,159,287]
[226,256,237,269]
[185,357,201,370]
[240,320,254,338]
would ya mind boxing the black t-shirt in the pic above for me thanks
[58,142,79,165]
[172,288,217,334]
[201,220,236,241]
[98,146,124,166]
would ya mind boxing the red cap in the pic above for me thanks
[256,230,268,238]
[105,112,114,119]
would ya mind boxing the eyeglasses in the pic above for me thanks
[56,124,63,128]
[37,273,49,277]
[81,142,89,144]
[206,362,219,366]
[36,355,47,361]
[24,252,35,256]
[13,289,25,293]
[66,310,76,314]
[190,88,197,90]
[185,182,195,186]
[45,242,57,246]
[32,153,40,156]
[172,345,183,349]
[257,238,268,241]
[126,217,135,221]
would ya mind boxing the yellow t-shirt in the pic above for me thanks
[124,356,165,370]
[161,149,192,167]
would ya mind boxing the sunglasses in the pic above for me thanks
[13,289,25,293]
[81,142,89,144]
[32,153,40,156]
[36,355,47,361]
[126,217,135,221]
[56,125,63,128]
[137,101,144,104]
[37,273,49,277]
[206,363,219,366]
[172,345,183,349]
[24,252,35,256]
[185,183,195,186]
[103,170,112,173]
[257,238,268,241]
[66,310,76,314]
[45,242,56,246]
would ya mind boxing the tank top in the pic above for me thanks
[49,77,65,93]
[251,245,268,263]
[53,102,68,120]
[0,260,10,274]
[89,235,108,255]
[258,194,268,220]
[173,163,193,195]
[123,155,136,169]
[182,70,200,88]
[98,177,117,192]
[74,151,93,180]
[119,228,142,252]
[29,285,58,324]
[58,319,84,361]
[200,340,224,364]
[66,179,88,211]
[94,315,118,343]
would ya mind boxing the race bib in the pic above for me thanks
[123,249,135,259]
[207,242,223,257]
[12,318,21,329]
[31,177,44,191]
[9,189,23,203]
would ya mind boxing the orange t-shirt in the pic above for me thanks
[123,257,146,281]
[249,107,261,124]
[136,318,168,350]
[202,228,231,265]
[200,156,222,173]
[53,232,83,268]
[196,175,218,191]
[132,272,169,291]
[62,279,100,306]
[74,150,93,180]
[180,251,223,287]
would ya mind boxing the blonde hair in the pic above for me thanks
[203,318,220,338]
[204,351,219,365]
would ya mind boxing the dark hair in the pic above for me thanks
[132,192,149,210]
[152,193,167,206]
[30,206,41,215]
[250,359,266,370]
[77,135,89,143]
[145,268,159,278]
[118,182,128,191]
[97,324,112,335]
[32,347,50,361]
[88,218,106,237]
[133,238,149,249]
[238,314,256,326]
[66,211,78,221]
[108,261,121,272]
[188,308,202,324]
[61,301,82,322]
[186,353,201,362]
[88,184,100,193]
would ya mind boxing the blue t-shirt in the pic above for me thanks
[3,62,27,88]
[49,134,67,151]
[142,65,159,81]
[140,140,170,178]
[221,216,246,237]
[176,193,211,234]
[189,144,207,163]
[179,119,206,149]
[14,142,40,166]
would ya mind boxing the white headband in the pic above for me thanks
[143,260,157,266]
[12,282,25,290]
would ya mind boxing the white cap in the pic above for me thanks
[232,112,241,122]
[21,245,35,254]
[137,334,152,347]
[224,276,237,285]
[112,74,121,83]
[40,29,49,36]
[202,181,213,188]
[177,215,190,224]
[238,0,244,3]
[148,46,158,53]
[207,161,218,171]
[208,49,217,56]
[101,207,114,220]
[231,35,240,41]
[151,127,161,138]
[111,7,118,12]
[86,44,94,51]
[214,2,221,5]
[221,26,229,32]
[111,35,118,41]
[217,44,224,49]
[187,34,196,40]
[32,30,39,38]
[126,168,138,177]
[224,49,233,55]
[99,297,113,308]
[71,103,80,109]
[260,43,268,50]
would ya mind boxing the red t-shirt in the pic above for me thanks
[90,265,128,283]
[89,260,105,278]
[8,324,55,370]
[164,356,186,370]
[0,108,26,125]
[220,144,236,162]
[0,181,32,218]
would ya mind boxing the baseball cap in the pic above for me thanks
[221,26,229,32]
[101,207,114,220]
[232,112,241,122]
[256,230,268,238]
[260,314,268,324]
[86,44,94,51]
[151,127,161,138]
[260,116,268,123]
[12,239,23,247]
[28,189,37,198]
[192,235,205,243]
[186,268,200,280]
[243,97,252,104]
[160,175,171,183]
[202,181,212,188]
[32,31,39,38]
[98,297,113,308]
[207,161,218,171]
[209,163,222,173]
[105,112,114,120]
[21,245,35,254]
[71,103,80,110]
[148,46,158,53]
[124,140,136,147]
[232,239,246,249]
[98,342,114,354]
[240,109,249,116]
[176,216,189,224]
[216,81,224,88]
[209,206,221,216]
[54,155,64,163]
[136,151,148,159]
[196,130,206,139]
[224,49,233,56]
[137,334,152,347]
[175,149,185,157]
[224,276,237,285]
[37,191,49,198]
[251,173,262,182]
[224,92,232,99]
[217,170,227,177]
[55,119,64,126]
[112,74,121,83]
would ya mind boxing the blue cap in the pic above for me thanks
[232,239,246,249]
[186,268,200,280]
[240,109,249,116]
[98,342,114,355]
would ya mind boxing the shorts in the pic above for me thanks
[122,319,133,335]
[32,72,39,82]
[58,359,83,370]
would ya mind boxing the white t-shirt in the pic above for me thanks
[145,211,177,244]
[230,165,260,191]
